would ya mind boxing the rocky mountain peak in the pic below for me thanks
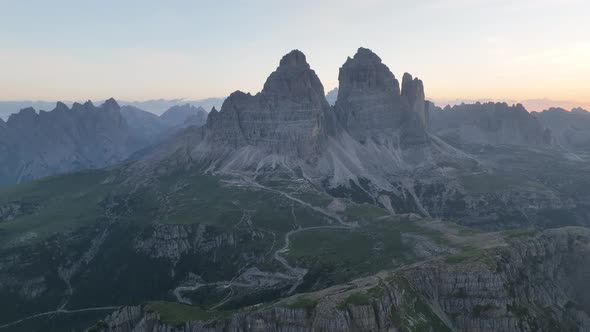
[103,98,121,111]
[513,103,527,113]
[544,107,568,114]
[84,100,95,109]
[55,101,70,112]
[337,47,400,99]
[534,106,590,149]
[181,106,208,128]
[6,107,37,127]
[0,97,152,186]
[71,101,96,112]
[261,50,328,108]
[18,107,36,116]
[140,47,456,180]
[401,73,427,127]
[71,102,83,111]
[325,87,339,106]
[401,73,423,103]
[334,48,429,146]
[572,107,589,114]
[430,102,553,146]
[277,49,310,70]
[194,50,331,161]
[353,47,383,63]
[159,104,206,127]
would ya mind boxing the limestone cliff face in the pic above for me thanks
[205,50,329,159]
[134,48,469,191]
[0,99,149,187]
[404,228,590,331]
[94,228,590,332]
[0,100,211,187]
[334,48,427,147]
[534,107,590,149]
[430,102,553,147]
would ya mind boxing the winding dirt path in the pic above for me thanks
[174,176,359,307]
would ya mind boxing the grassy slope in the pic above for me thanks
[287,205,453,288]
[0,170,116,248]
[0,167,545,330]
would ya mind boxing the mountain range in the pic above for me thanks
[134,48,459,189]
[0,102,208,187]
[0,98,224,120]
[533,107,590,150]
[429,102,553,147]
[1,48,590,331]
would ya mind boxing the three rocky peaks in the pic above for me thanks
[206,47,428,154]
[1,47,565,187]
[146,47,439,184]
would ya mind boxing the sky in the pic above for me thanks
[0,0,589,111]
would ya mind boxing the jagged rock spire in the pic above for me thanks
[337,47,400,101]
[6,107,37,126]
[334,47,428,146]
[261,50,328,107]
[277,49,310,70]
[205,50,329,158]
[103,98,121,111]
[55,101,69,112]
[401,73,426,127]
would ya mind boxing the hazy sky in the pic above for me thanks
[1,0,589,109]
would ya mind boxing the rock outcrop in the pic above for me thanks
[0,100,212,187]
[134,48,468,191]
[334,48,427,146]
[534,107,590,149]
[0,99,151,187]
[0,201,35,222]
[205,50,329,159]
[94,227,590,332]
[325,87,339,106]
[571,107,589,114]
[159,104,208,128]
[430,102,553,147]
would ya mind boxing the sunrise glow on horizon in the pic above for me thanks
[1,0,588,111]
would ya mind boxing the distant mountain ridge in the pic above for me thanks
[325,87,338,105]
[159,104,208,128]
[0,99,145,187]
[127,48,590,230]
[133,48,466,191]
[430,102,553,147]
[533,107,590,149]
[0,97,224,120]
[432,98,590,113]
[0,100,210,187]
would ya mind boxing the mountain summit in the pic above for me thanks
[135,48,467,192]
[335,47,427,146]
[203,49,329,161]
[0,99,212,187]
[0,99,144,186]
